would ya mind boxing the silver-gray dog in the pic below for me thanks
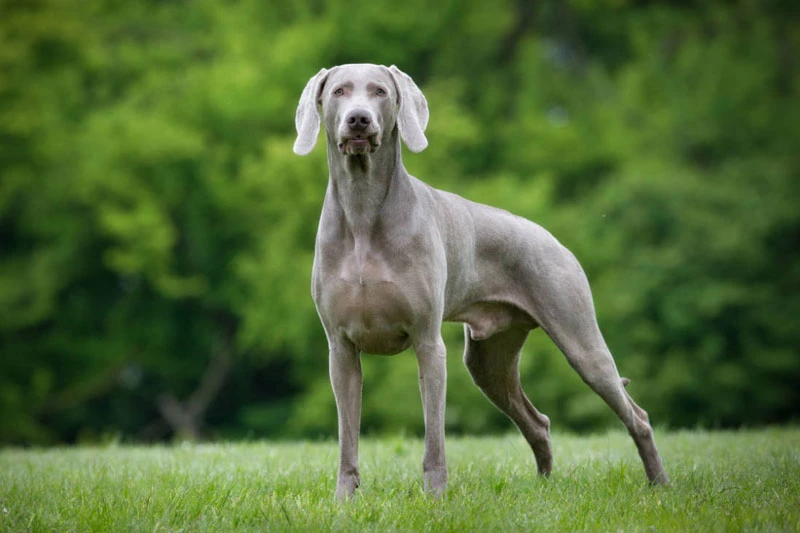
[294,63,669,500]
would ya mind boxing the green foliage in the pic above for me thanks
[1,429,799,531]
[0,0,798,443]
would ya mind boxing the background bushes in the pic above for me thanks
[1,0,797,443]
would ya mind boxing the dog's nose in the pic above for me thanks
[345,109,372,131]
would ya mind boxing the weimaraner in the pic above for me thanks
[294,63,669,500]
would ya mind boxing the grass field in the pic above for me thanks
[1,427,798,532]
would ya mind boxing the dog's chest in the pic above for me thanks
[317,245,416,355]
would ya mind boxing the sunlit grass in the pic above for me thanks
[2,428,798,531]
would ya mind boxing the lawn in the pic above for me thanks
[1,427,798,532]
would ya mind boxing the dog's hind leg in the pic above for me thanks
[532,264,670,484]
[463,326,553,476]
[552,333,669,484]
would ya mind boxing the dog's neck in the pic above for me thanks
[326,130,405,238]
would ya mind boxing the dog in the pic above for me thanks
[293,63,669,500]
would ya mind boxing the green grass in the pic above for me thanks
[1,428,799,532]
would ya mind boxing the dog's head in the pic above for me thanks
[293,64,429,156]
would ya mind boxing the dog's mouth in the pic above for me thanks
[338,135,379,155]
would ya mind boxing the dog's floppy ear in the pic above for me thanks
[293,68,329,155]
[388,65,428,153]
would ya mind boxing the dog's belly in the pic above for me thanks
[324,277,414,355]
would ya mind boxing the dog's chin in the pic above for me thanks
[338,138,379,155]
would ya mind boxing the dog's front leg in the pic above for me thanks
[329,338,362,501]
[415,335,448,496]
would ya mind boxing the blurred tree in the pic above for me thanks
[0,0,797,444]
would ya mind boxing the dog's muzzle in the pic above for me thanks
[338,108,380,155]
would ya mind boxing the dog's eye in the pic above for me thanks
[376,88,386,96]
[334,88,344,96]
